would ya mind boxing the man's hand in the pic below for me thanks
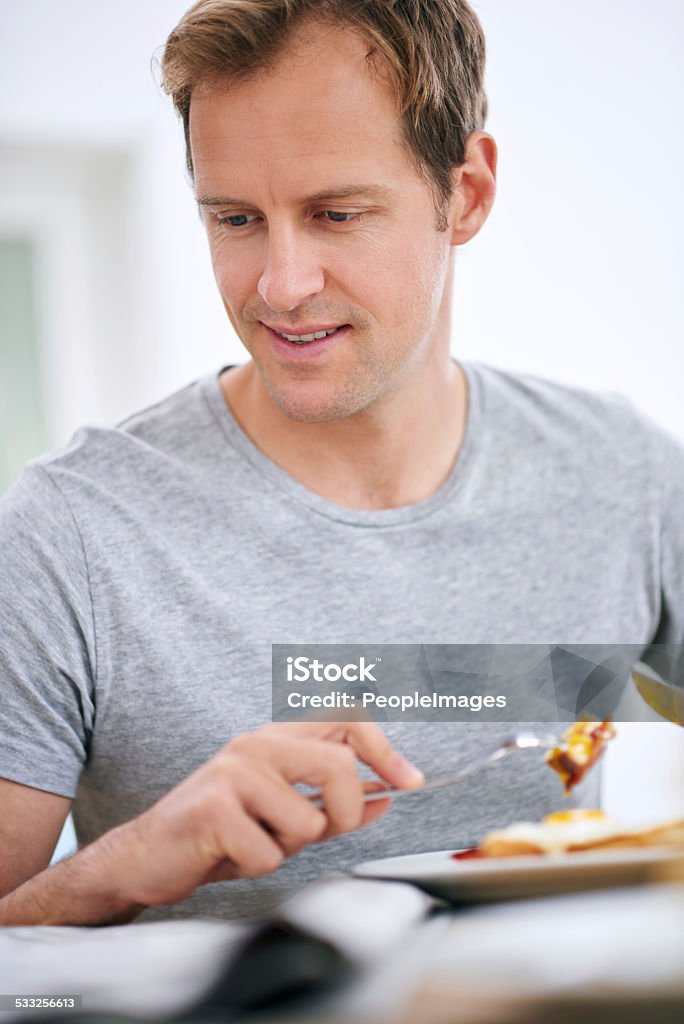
[0,721,423,924]
[108,720,423,907]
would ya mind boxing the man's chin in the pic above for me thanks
[262,377,372,425]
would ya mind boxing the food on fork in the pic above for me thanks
[544,720,616,793]
[474,808,684,858]
[449,721,680,860]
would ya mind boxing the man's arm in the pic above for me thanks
[0,721,423,926]
[0,805,142,927]
[0,779,71,896]
[0,779,129,927]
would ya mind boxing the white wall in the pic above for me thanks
[2,2,683,848]
[1,0,235,438]
[458,0,684,442]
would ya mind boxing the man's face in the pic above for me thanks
[191,20,455,423]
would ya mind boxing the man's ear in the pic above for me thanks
[449,132,497,245]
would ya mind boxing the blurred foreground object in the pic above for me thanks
[632,661,684,725]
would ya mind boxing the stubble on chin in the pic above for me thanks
[257,356,391,425]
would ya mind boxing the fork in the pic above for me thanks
[356,732,561,805]
[309,733,561,809]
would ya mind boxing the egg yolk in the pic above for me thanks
[544,809,607,824]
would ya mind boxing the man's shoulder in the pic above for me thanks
[469,360,642,431]
[32,373,220,483]
[466,361,683,471]
[1,373,229,529]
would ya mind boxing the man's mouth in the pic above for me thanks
[266,325,347,345]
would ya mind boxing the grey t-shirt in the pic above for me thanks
[1,362,683,920]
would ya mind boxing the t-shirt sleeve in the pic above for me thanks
[0,464,96,797]
[650,422,684,647]
[631,411,684,701]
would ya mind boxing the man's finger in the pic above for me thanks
[214,809,285,879]
[330,722,424,790]
[260,721,424,790]
[232,736,368,835]
[240,771,328,855]
[327,779,392,836]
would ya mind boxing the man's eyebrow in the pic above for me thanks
[196,185,396,207]
[305,185,396,204]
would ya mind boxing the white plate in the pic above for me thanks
[352,845,684,903]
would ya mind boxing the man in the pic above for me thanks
[1,0,683,925]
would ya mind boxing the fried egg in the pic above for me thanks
[480,809,684,857]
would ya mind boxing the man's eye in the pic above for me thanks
[218,213,258,228]
[321,210,358,223]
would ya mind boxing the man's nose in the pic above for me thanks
[257,226,325,313]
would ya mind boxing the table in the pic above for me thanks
[1,865,683,1023]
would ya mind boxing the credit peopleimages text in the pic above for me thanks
[273,644,684,723]
[287,691,508,712]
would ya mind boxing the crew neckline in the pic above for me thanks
[201,361,481,528]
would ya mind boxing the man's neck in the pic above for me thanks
[220,358,467,511]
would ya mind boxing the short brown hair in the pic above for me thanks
[161,0,487,227]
